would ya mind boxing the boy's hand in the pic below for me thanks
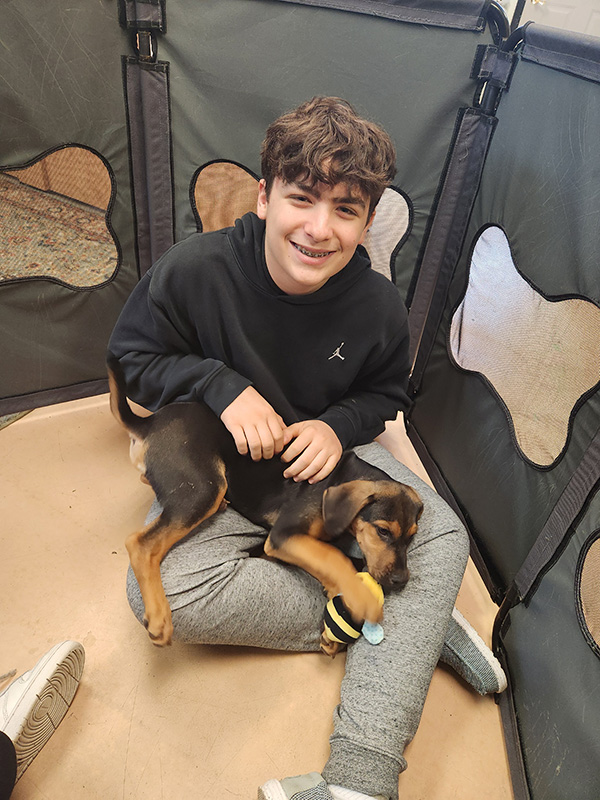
[220,386,290,460]
[282,420,343,484]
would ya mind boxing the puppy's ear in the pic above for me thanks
[402,486,424,532]
[322,480,377,538]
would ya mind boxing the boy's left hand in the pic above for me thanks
[281,420,342,484]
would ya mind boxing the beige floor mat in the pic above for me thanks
[1,398,512,799]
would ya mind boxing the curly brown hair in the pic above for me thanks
[260,97,396,216]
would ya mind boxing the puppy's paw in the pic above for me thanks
[144,608,173,647]
[342,574,384,625]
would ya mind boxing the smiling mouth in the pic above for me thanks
[291,242,334,259]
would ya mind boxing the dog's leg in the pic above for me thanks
[126,488,226,646]
[264,534,383,625]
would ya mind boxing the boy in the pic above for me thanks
[108,98,489,800]
[109,97,410,484]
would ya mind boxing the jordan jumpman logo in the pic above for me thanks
[328,342,345,361]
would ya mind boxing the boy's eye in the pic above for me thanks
[338,206,359,217]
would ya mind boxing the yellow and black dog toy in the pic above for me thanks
[323,572,384,647]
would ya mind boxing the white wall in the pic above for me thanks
[499,0,600,35]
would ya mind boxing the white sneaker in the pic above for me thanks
[440,608,507,695]
[0,641,85,779]
[258,773,384,800]
[258,773,334,800]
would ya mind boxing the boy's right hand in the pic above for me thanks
[220,386,290,461]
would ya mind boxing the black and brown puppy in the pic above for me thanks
[108,361,423,648]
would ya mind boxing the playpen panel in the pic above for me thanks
[499,489,600,800]
[408,22,600,799]
[0,1,140,413]
[410,25,600,593]
[1,0,498,411]
[160,0,496,299]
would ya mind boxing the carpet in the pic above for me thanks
[0,172,117,287]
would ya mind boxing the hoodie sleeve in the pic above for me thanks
[107,256,251,415]
[317,314,412,450]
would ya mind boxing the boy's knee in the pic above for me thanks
[446,522,471,580]
[455,520,470,559]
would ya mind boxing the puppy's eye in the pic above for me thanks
[375,525,394,542]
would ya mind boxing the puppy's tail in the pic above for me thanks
[106,356,148,438]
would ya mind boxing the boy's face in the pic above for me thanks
[256,177,374,295]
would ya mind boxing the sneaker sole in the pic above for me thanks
[3,641,85,779]
[452,608,507,693]
[258,780,288,800]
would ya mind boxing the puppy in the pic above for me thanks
[108,362,423,648]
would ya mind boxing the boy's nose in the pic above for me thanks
[305,208,333,242]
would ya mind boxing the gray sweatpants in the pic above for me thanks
[126,443,469,800]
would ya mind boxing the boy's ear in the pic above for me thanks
[256,179,268,220]
[358,209,376,245]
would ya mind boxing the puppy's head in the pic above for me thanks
[322,479,423,589]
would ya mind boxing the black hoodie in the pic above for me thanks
[108,213,410,449]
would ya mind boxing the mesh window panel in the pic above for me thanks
[192,161,259,232]
[0,146,117,287]
[362,187,411,281]
[577,532,600,655]
[450,225,600,466]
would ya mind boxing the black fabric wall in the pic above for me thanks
[0,0,495,413]
[0,1,138,412]
[408,25,600,799]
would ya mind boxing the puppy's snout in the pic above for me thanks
[390,568,409,589]
[377,567,409,590]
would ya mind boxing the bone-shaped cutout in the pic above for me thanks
[193,161,260,233]
[450,225,600,466]
[578,535,600,650]
[1,147,116,286]
[192,162,410,281]
[362,187,410,280]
